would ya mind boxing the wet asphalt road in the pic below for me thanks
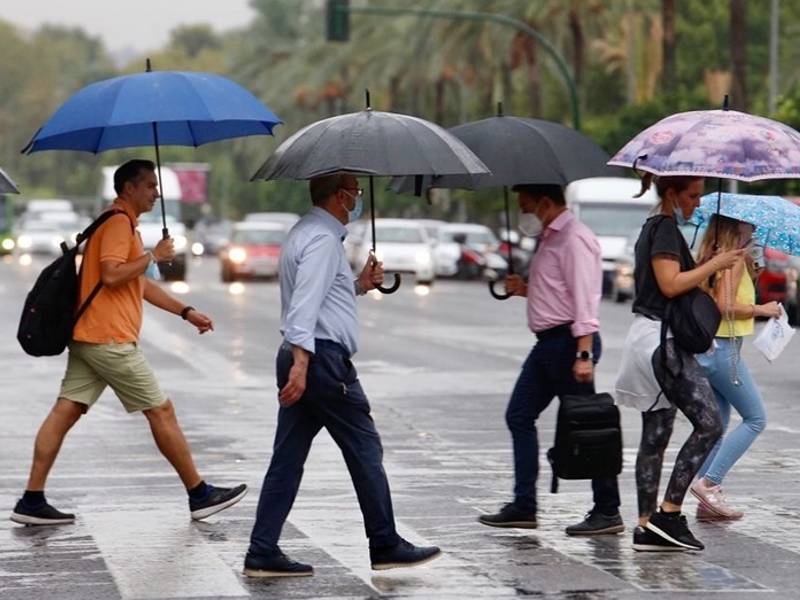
[1,254,799,599]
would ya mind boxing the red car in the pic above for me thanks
[755,247,788,305]
[220,222,287,282]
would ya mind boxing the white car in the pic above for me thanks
[433,223,501,277]
[354,219,434,284]
[137,213,189,281]
[15,220,67,255]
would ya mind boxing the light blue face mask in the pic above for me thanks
[343,190,363,223]
[673,206,690,226]
[145,259,161,280]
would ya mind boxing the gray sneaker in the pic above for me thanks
[565,511,625,536]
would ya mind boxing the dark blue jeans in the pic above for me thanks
[248,340,400,557]
[505,331,620,515]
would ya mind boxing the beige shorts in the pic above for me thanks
[59,342,167,413]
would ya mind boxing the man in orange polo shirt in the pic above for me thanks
[10,160,247,526]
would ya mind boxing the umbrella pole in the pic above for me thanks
[714,177,722,249]
[151,122,169,240]
[503,185,513,275]
[368,175,400,294]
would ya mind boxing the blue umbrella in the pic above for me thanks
[690,192,800,255]
[1,167,20,194]
[23,59,281,235]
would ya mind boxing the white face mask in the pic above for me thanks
[518,212,542,237]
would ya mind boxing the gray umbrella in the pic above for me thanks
[1,167,20,194]
[252,97,490,293]
[392,111,620,299]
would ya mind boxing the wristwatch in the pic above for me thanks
[576,350,594,361]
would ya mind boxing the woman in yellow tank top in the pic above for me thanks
[690,215,782,520]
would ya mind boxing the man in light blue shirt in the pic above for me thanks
[245,173,441,578]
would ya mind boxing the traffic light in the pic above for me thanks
[326,0,350,42]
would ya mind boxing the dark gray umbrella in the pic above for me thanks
[392,114,618,192]
[252,109,488,180]
[1,167,20,194]
[392,110,620,299]
[252,96,490,293]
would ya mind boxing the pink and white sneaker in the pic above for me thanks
[690,479,744,520]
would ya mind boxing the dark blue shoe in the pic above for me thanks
[189,483,247,520]
[10,499,75,526]
[243,550,313,578]
[370,538,441,570]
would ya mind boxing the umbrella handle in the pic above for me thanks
[375,273,401,294]
[488,280,513,300]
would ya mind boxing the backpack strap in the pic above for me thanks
[74,209,135,323]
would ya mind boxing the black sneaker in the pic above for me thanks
[10,499,75,526]
[189,483,247,520]
[632,525,685,552]
[565,511,625,536]
[478,503,538,529]
[370,538,442,570]
[243,550,313,578]
[645,510,704,550]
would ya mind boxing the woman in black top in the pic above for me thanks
[615,174,743,552]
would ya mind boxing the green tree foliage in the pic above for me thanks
[2,1,800,223]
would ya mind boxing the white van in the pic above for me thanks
[565,177,657,295]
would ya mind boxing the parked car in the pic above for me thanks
[220,221,288,282]
[191,218,233,257]
[354,218,434,284]
[433,223,502,278]
[15,220,67,255]
[610,223,702,303]
[138,213,189,281]
[243,212,300,227]
[756,246,788,306]
[344,219,368,267]
[566,177,657,295]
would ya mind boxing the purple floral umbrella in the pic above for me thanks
[609,98,800,243]
[608,107,800,182]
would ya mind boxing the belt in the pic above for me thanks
[534,323,573,340]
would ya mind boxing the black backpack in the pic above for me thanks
[17,210,130,357]
[547,393,623,493]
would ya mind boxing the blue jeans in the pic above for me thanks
[505,331,620,515]
[696,338,766,485]
[248,340,400,557]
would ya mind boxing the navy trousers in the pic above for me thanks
[505,330,621,515]
[248,340,400,556]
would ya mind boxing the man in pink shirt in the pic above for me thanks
[478,184,623,536]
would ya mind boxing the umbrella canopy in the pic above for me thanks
[251,109,488,181]
[0,167,20,194]
[24,70,281,153]
[690,192,800,256]
[392,115,619,193]
[608,108,800,182]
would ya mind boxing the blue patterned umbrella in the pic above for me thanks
[689,192,800,255]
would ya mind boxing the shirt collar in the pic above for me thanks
[310,206,348,240]
[545,209,573,233]
[112,198,139,226]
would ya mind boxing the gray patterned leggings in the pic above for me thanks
[636,339,723,518]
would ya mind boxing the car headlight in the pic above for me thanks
[191,242,205,256]
[17,235,32,249]
[173,235,188,251]
[415,249,432,265]
[228,247,247,264]
[1,238,14,251]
